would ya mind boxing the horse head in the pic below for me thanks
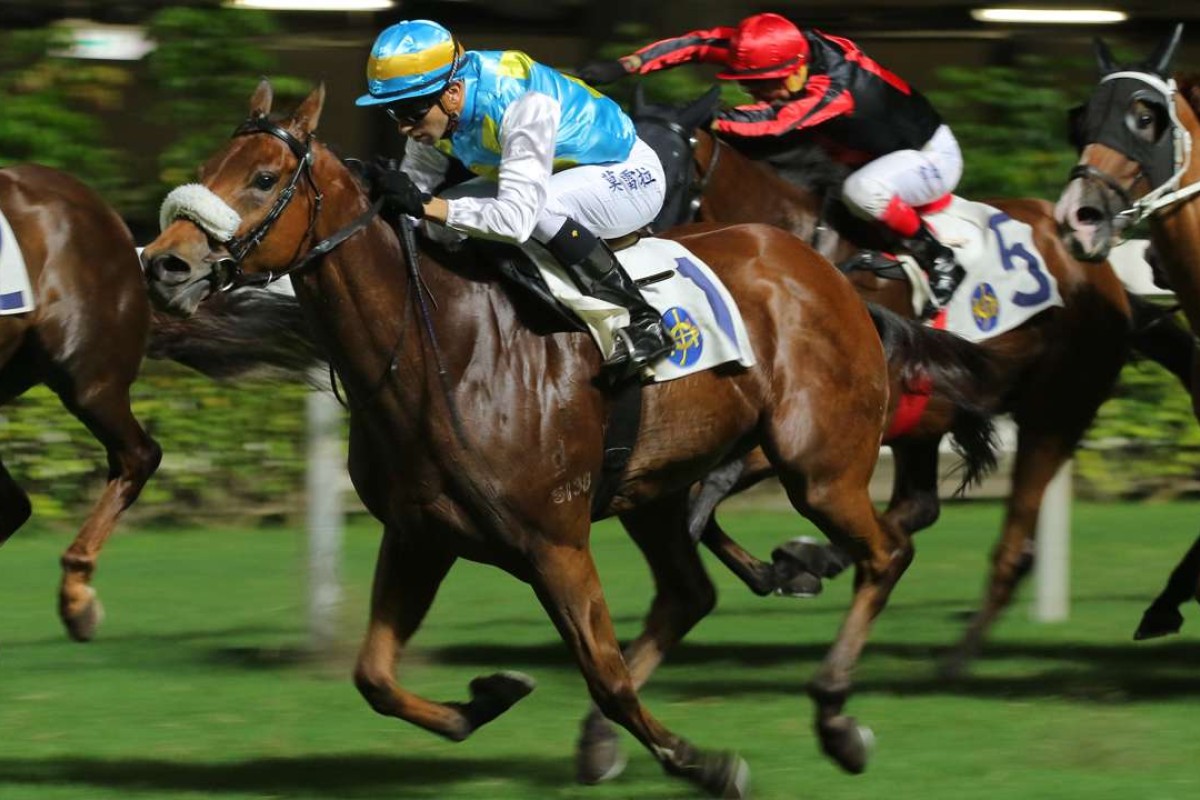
[143,80,344,316]
[1056,23,1193,261]
[631,85,722,231]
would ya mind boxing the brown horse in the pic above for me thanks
[0,164,319,642]
[141,81,998,794]
[1057,25,1200,639]
[0,164,162,641]
[631,94,1141,675]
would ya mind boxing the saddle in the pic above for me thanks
[471,233,645,335]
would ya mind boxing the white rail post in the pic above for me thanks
[1033,460,1072,622]
[306,386,343,651]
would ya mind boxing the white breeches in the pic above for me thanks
[841,125,964,219]
[435,138,666,245]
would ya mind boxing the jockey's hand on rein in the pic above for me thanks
[374,167,430,221]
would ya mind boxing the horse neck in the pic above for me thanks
[292,153,487,434]
[292,152,550,537]
[695,131,822,238]
[1149,92,1200,334]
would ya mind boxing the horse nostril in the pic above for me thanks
[1074,205,1105,226]
[150,253,193,278]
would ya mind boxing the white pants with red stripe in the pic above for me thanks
[840,125,963,232]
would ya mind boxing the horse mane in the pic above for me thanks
[737,141,851,194]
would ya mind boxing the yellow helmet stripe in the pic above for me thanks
[368,39,459,82]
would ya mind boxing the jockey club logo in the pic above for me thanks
[663,306,703,367]
[971,282,1000,332]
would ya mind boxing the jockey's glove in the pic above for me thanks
[373,166,430,222]
[573,59,631,86]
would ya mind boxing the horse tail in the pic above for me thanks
[1126,291,1193,389]
[147,288,326,384]
[867,304,1000,493]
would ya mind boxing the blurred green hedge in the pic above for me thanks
[0,363,331,526]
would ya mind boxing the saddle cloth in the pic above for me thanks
[522,237,756,382]
[897,196,1064,342]
[0,206,34,315]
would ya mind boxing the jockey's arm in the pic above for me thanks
[712,79,852,138]
[427,92,557,243]
[623,26,737,75]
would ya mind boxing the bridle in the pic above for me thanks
[1070,70,1200,231]
[212,115,381,290]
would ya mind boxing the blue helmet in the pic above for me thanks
[356,20,463,107]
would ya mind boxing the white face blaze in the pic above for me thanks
[159,183,243,242]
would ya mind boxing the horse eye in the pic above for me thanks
[253,172,279,191]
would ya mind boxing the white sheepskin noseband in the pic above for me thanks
[159,183,242,242]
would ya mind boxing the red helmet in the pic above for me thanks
[716,13,809,81]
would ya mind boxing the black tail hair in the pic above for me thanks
[867,304,1000,493]
[148,288,326,384]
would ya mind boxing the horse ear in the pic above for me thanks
[291,83,326,136]
[632,84,646,116]
[1093,37,1117,76]
[1145,23,1184,77]
[684,85,722,130]
[249,78,273,118]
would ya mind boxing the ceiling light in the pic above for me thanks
[225,0,396,10]
[972,8,1128,23]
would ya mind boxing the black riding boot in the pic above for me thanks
[905,223,965,314]
[544,219,674,379]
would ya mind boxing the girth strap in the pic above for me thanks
[590,379,643,520]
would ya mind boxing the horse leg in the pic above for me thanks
[530,536,748,798]
[781,471,911,775]
[54,382,161,641]
[693,456,838,597]
[353,525,534,740]
[943,430,1073,676]
[880,440,942,536]
[576,493,725,786]
[1135,532,1200,640]
[0,453,33,545]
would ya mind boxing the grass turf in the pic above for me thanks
[1,501,1199,799]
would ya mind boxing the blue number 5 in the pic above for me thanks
[987,212,1050,308]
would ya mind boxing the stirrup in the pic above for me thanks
[603,326,672,382]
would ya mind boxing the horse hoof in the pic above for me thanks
[696,751,751,799]
[63,590,104,643]
[464,671,536,730]
[773,569,823,598]
[576,713,626,785]
[1133,606,1184,641]
[772,536,851,580]
[819,716,874,774]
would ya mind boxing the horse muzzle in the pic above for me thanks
[141,247,218,317]
[1055,176,1124,262]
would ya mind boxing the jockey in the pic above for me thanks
[356,19,673,378]
[577,12,966,311]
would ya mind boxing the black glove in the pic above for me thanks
[573,59,631,86]
[373,166,430,221]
